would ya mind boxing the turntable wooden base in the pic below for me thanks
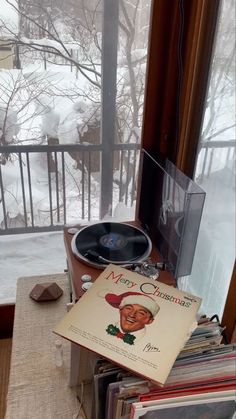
[63,222,177,301]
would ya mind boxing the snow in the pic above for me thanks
[0,0,18,38]
[0,105,20,143]
[0,231,66,303]
[0,202,135,304]
[178,162,235,320]
[0,66,100,145]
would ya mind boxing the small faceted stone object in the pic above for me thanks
[30,282,63,302]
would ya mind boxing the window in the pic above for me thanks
[178,0,235,320]
[0,0,152,229]
[141,1,235,334]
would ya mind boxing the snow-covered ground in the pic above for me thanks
[0,231,66,303]
[0,202,135,304]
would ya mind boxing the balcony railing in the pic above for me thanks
[0,143,140,234]
[0,140,234,235]
[196,139,235,184]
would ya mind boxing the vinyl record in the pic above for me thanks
[71,222,152,268]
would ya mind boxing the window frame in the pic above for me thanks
[141,0,235,342]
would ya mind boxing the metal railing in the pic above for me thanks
[197,139,235,183]
[1,139,234,235]
[0,143,140,234]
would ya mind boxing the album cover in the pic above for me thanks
[130,390,236,419]
[106,377,149,419]
[54,264,201,386]
[93,368,122,419]
[139,381,236,403]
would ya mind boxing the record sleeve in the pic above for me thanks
[130,391,236,419]
[54,264,201,386]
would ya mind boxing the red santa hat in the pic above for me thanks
[105,291,160,317]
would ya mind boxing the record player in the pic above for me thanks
[64,150,205,301]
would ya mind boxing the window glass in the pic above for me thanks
[179,0,236,319]
[0,0,152,225]
[112,1,152,214]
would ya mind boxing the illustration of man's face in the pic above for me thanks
[119,303,154,333]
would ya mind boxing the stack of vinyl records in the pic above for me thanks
[76,316,236,419]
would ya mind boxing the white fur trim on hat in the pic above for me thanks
[119,295,160,317]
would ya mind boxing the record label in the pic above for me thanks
[71,222,152,268]
[99,233,127,250]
